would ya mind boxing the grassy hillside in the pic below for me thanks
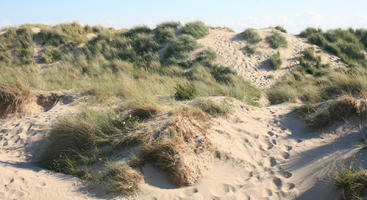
[0,21,260,105]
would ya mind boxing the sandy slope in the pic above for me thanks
[196,28,347,89]
[0,95,366,199]
[132,98,366,200]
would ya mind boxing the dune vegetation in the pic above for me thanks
[0,21,260,106]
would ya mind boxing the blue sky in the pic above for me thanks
[1,0,367,33]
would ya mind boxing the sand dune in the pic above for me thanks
[0,94,365,199]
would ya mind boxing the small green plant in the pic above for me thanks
[174,82,198,100]
[267,31,288,49]
[269,51,282,70]
[242,45,256,56]
[241,28,262,44]
[181,21,209,39]
[335,165,367,200]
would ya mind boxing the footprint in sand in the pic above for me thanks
[270,157,277,167]
[284,145,292,151]
[267,131,274,137]
[279,171,292,179]
[273,177,283,189]
[184,187,199,196]
[287,183,295,190]
[265,188,273,196]
[282,152,290,159]
[223,184,236,193]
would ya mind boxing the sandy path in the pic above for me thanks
[197,28,347,89]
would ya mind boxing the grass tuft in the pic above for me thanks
[194,98,231,116]
[180,21,209,39]
[174,82,198,100]
[0,82,32,118]
[335,165,367,200]
[267,31,288,49]
[269,51,282,70]
[241,28,262,44]
[104,166,142,195]
[242,45,256,56]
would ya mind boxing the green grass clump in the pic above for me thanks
[174,82,198,100]
[40,46,62,64]
[123,25,152,38]
[39,105,160,194]
[195,48,217,65]
[14,27,35,65]
[39,109,140,175]
[298,47,329,75]
[181,21,209,39]
[335,166,367,200]
[242,45,256,56]
[163,34,197,66]
[267,85,298,104]
[154,21,180,44]
[194,98,231,116]
[269,51,282,70]
[241,28,262,44]
[267,31,287,49]
[154,26,176,44]
[274,26,287,33]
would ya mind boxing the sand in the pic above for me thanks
[0,95,365,199]
[196,28,347,89]
[133,98,365,200]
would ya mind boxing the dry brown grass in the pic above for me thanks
[141,107,211,186]
[0,82,32,118]
[129,104,161,121]
[105,166,142,195]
